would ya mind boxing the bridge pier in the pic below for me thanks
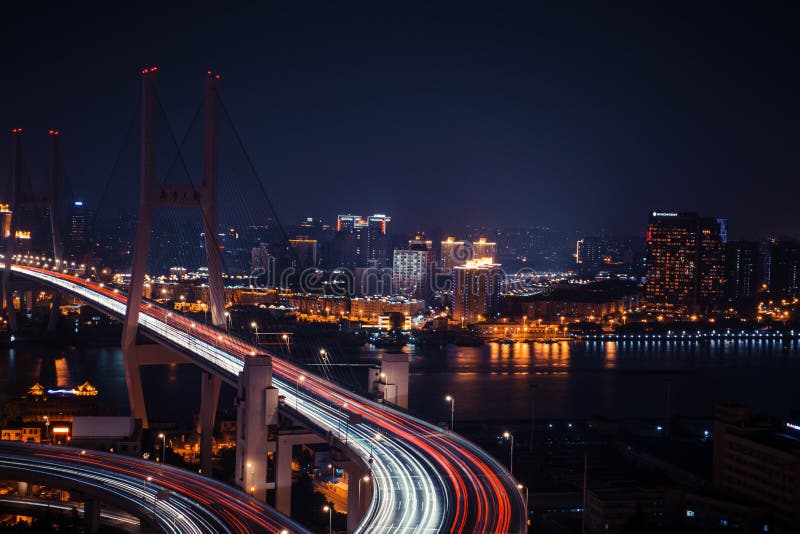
[235,355,278,501]
[274,430,326,516]
[47,291,61,333]
[376,353,409,410]
[341,462,373,533]
[122,348,149,428]
[199,371,221,476]
[84,498,100,534]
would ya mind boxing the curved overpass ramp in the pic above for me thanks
[0,442,308,533]
[7,262,528,533]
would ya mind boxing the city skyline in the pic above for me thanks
[3,3,800,238]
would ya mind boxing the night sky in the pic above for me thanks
[3,2,799,238]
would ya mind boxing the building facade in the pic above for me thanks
[645,212,727,317]
[452,258,502,324]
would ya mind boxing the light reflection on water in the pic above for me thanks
[0,338,798,427]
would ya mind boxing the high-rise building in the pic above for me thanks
[576,237,604,274]
[645,212,727,317]
[366,214,391,268]
[769,241,800,297]
[335,214,367,267]
[392,239,435,303]
[67,200,89,259]
[289,238,318,271]
[440,237,471,272]
[472,237,497,263]
[452,257,502,324]
[725,241,761,311]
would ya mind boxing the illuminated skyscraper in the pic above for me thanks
[440,237,471,271]
[472,237,497,263]
[392,239,435,302]
[645,212,727,317]
[452,257,502,324]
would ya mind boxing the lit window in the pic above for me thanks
[686,510,695,518]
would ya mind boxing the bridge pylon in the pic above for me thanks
[2,129,64,334]
[122,69,226,477]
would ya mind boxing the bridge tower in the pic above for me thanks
[2,129,64,334]
[122,68,226,476]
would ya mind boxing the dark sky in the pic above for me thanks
[3,2,799,239]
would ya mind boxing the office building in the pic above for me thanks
[452,257,502,324]
[645,212,726,317]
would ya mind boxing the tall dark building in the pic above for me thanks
[366,214,391,268]
[769,241,800,297]
[645,212,727,317]
[576,237,604,274]
[335,214,366,267]
[67,200,88,258]
[725,241,761,312]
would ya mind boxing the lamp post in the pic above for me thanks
[503,431,514,475]
[251,322,259,344]
[517,483,529,525]
[158,433,166,464]
[323,505,332,534]
[224,311,231,334]
[445,395,455,431]
[143,475,152,498]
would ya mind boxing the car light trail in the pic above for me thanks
[6,262,527,533]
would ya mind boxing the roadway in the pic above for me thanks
[0,442,309,533]
[7,259,528,533]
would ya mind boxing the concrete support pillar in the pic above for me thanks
[235,355,277,501]
[24,290,32,313]
[199,371,221,476]
[84,498,100,534]
[123,348,148,428]
[47,291,61,333]
[275,435,293,516]
[346,466,373,533]
[17,481,30,497]
[378,353,409,410]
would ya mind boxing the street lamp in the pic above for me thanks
[445,395,455,431]
[503,431,514,475]
[251,322,259,343]
[322,505,332,534]
[247,462,254,494]
[143,475,152,497]
[158,433,166,464]
[224,311,231,333]
[517,483,529,525]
